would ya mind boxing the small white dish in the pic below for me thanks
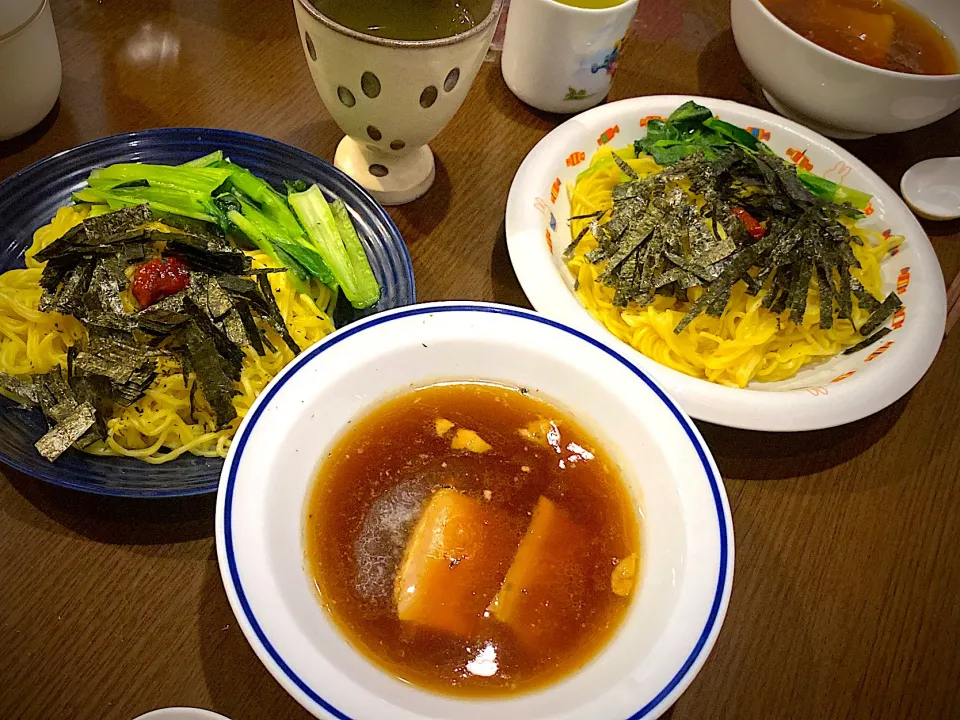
[505,95,947,431]
[132,709,230,720]
[901,157,960,221]
[216,301,733,720]
[731,0,960,138]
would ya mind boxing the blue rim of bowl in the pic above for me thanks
[0,127,415,497]
[221,303,731,720]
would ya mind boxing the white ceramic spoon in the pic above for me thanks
[901,157,960,221]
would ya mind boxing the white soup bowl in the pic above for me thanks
[216,302,733,720]
[731,0,960,138]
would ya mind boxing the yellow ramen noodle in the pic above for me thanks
[566,148,903,388]
[0,206,336,463]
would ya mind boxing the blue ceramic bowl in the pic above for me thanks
[0,128,415,497]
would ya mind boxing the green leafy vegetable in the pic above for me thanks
[76,152,381,309]
[73,186,221,225]
[288,185,381,309]
[217,161,304,238]
[796,169,872,211]
[182,150,224,168]
[88,163,231,195]
[634,101,872,211]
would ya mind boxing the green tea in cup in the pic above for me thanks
[308,0,491,41]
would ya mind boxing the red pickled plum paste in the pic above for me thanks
[132,257,190,308]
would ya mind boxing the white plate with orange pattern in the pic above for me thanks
[505,96,946,431]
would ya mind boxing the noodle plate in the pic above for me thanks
[0,206,336,463]
[566,148,903,388]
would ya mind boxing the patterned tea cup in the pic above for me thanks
[293,0,503,205]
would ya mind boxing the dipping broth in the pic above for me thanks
[305,383,641,696]
[761,0,959,75]
[308,0,490,42]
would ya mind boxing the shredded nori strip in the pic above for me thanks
[576,143,892,337]
[83,204,152,243]
[123,243,148,263]
[35,402,96,461]
[843,327,893,355]
[136,290,191,330]
[67,372,109,445]
[84,254,127,318]
[859,292,902,336]
[163,231,250,275]
[32,224,87,263]
[788,254,814,325]
[181,320,238,428]
[16,202,331,461]
[108,362,158,406]
[75,334,148,385]
[38,367,74,412]
[55,262,95,316]
[816,265,834,331]
[235,300,265,356]
[613,154,640,180]
[570,210,606,222]
[835,268,853,320]
[0,373,40,406]
[563,223,593,260]
[151,213,222,238]
[850,277,881,312]
[675,232,780,333]
[256,274,301,355]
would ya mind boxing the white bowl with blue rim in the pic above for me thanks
[505,96,946,432]
[215,301,733,720]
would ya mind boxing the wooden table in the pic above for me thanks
[2,1,959,718]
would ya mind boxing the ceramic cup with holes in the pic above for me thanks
[293,0,503,206]
[501,0,639,114]
[0,0,62,140]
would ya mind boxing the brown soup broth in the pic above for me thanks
[761,0,958,75]
[305,382,641,696]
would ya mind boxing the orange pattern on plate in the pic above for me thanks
[597,125,620,146]
[786,148,813,171]
[897,267,910,295]
[866,341,894,362]
[892,306,906,330]
[745,126,771,141]
[550,178,561,203]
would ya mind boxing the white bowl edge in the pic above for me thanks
[215,302,734,720]
[505,95,947,432]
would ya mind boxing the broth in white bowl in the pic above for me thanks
[216,302,732,719]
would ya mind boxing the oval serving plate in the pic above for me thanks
[506,96,946,432]
[0,128,415,496]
